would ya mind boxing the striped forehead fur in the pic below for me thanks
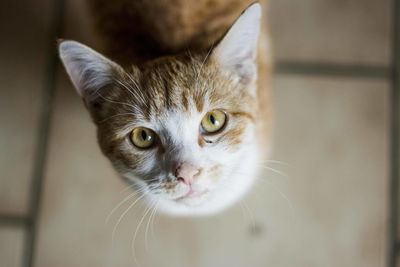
[92,53,256,124]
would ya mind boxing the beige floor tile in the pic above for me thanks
[0,226,25,267]
[35,72,389,267]
[269,0,391,65]
[262,75,389,267]
[0,0,54,214]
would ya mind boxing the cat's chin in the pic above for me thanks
[147,176,258,217]
[152,187,248,216]
[155,197,231,217]
[173,190,210,206]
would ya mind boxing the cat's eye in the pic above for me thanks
[130,127,156,149]
[201,110,227,134]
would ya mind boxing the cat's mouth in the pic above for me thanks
[175,188,209,203]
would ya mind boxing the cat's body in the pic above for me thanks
[88,0,265,63]
[59,1,272,215]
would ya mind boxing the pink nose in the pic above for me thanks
[175,162,201,185]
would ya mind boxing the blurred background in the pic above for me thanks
[0,0,396,266]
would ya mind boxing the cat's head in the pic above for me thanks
[59,4,262,215]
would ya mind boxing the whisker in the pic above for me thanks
[95,91,138,111]
[227,169,295,221]
[194,43,215,98]
[118,182,137,194]
[121,176,161,188]
[124,74,148,105]
[239,200,256,229]
[144,199,159,252]
[239,199,256,227]
[98,112,136,124]
[111,191,148,244]
[258,165,289,178]
[105,189,138,225]
[131,200,156,266]
[150,200,160,240]
[115,79,147,106]
[256,177,296,220]
[237,200,248,221]
[195,44,214,82]
[261,159,290,166]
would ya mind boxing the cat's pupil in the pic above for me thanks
[141,130,147,140]
[210,115,216,125]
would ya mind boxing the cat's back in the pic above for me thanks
[89,0,255,64]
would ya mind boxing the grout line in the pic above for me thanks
[389,0,400,266]
[0,215,30,227]
[276,61,390,79]
[22,0,65,266]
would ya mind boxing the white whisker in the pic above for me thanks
[258,164,289,178]
[105,189,138,225]
[227,168,295,221]
[144,199,159,252]
[99,112,136,124]
[115,79,147,106]
[111,191,148,244]
[131,200,156,266]
[261,159,290,166]
[124,73,147,105]
[256,177,295,220]
[195,44,214,82]
[95,91,137,110]
[239,200,256,229]
[150,200,160,240]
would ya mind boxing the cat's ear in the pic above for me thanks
[212,3,261,85]
[58,40,123,102]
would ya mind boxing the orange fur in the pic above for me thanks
[59,0,273,214]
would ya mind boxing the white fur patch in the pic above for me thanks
[137,101,260,216]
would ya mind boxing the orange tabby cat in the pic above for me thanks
[58,0,272,215]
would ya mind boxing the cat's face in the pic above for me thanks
[96,56,259,215]
[59,4,262,215]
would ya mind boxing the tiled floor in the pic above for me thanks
[0,0,54,215]
[0,0,395,266]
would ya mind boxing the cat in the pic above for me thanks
[58,0,272,216]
